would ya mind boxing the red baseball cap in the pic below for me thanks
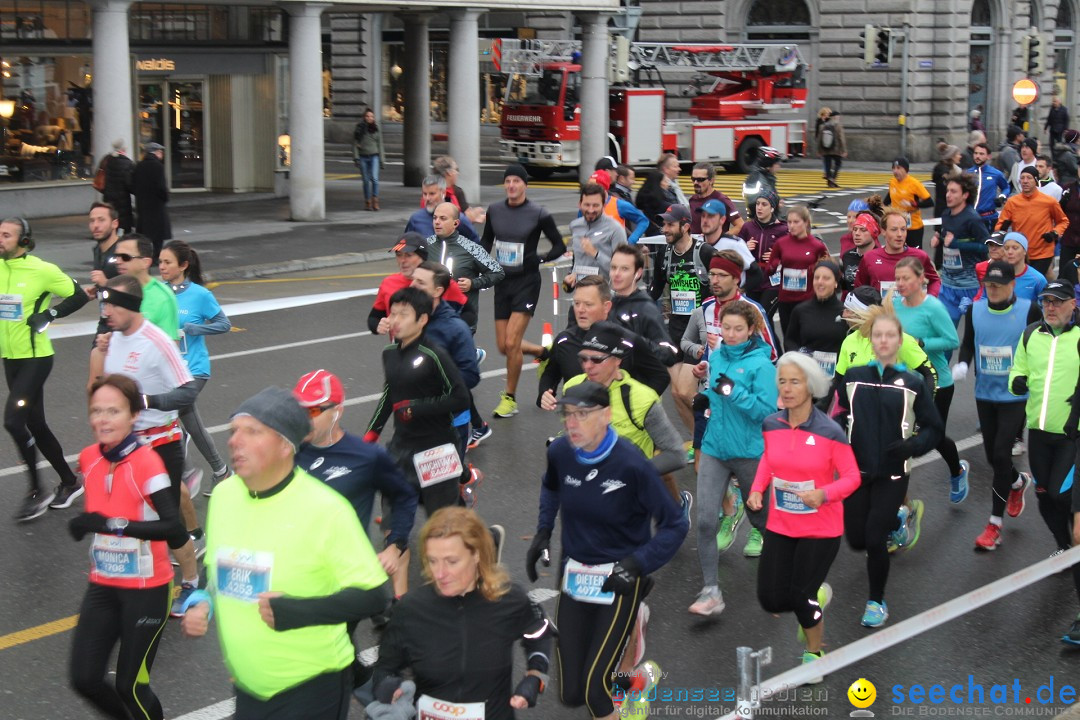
[588,170,612,192]
[293,369,344,407]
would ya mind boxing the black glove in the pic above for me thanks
[1011,376,1029,396]
[68,512,109,541]
[1065,392,1080,442]
[1042,231,1059,244]
[26,309,56,334]
[513,675,544,708]
[691,393,710,413]
[713,373,735,397]
[601,555,641,596]
[995,194,1007,208]
[885,440,913,462]
[998,219,1011,231]
[525,528,552,582]
[373,676,404,705]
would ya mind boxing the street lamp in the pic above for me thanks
[277,132,290,167]
[0,99,14,119]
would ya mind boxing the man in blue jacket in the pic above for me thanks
[967,143,1011,231]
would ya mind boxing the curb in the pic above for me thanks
[204,250,392,283]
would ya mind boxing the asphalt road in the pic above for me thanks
[2,189,1078,720]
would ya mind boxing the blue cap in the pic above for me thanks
[701,199,727,216]
[1002,231,1028,251]
[848,199,870,213]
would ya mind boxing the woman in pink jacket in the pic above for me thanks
[747,351,861,684]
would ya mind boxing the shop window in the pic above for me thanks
[0,0,90,41]
[130,4,284,44]
[0,53,91,183]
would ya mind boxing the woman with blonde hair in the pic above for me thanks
[373,506,553,719]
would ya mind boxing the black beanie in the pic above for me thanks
[503,164,529,184]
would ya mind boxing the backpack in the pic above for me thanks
[821,121,836,151]
[93,155,108,193]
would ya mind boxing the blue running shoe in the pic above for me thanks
[1063,614,1080,646]
[861,600,888,628]
[950,460,970,504]
[680,490,693,530]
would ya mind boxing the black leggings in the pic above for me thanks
[151,439,185,507]
[555,577,648,718]
[778,300,798,339]
[757,531,841,629]
[1028,429,1076,551]
[976,400,1027,518]
[844,473,909,603]
[235,667,352,720]
[934,384,962,478]
[70,581,172,720]
[1029,256,1054,277]
[4,356,75,492]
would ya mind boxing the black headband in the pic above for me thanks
[99,287,142,312]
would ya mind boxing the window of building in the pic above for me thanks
[1054,1,1075,105]
[971,0,992,28]
[129,4,285,44]
[745,0,811,40]
[0,0,90,41]
[969,0,993,122]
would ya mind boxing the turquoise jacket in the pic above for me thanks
[701,336,778,460]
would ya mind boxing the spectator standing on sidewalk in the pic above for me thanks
[353,108,385,211]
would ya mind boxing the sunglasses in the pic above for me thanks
[307,403,338,417]
[691,176,709,183]
[577,353,611,365]
[113,253,143,262]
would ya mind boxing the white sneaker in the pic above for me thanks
[689,587,725,616]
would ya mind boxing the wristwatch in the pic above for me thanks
[106,517,129,536]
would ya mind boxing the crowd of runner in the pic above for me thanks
[1,137,1079,720]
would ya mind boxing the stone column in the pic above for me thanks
[286,2,328,220]
[577,12,610,184]
[448,9,483,203]
[401,13,431,187]
[89,0,134,163]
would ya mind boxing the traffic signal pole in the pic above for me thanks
[899,24,910,157]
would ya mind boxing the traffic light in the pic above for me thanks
[1025,32,1045,75]
[874,27,893,65]
[861,25,875,66]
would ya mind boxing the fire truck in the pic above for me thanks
[497,38,808,178]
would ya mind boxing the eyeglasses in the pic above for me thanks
[1043,297,1074,307]
[558,407,603,422]
[307,403,338,417]
[691,176,709,183]
[113,253,143,262]
[577,353,611,365]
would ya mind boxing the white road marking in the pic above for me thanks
[172,698,235,720]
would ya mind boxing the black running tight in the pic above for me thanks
[844,473,909,603]
[757,531,840,629]
[934,384,962,478]
[4,356,75,492]
[70,582,172,720]
[976,400,1026,518]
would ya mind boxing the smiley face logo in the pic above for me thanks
[848,678,877,709]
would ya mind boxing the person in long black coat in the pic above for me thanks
[133,142,171,261]
[101,139,135,233]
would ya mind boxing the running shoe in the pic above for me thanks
[183,467,203,497]
[489,524,506,565]
[974,522,1002,551]
[680,489,693,530]
[467,424,493,450]
[861,600,889,628]
[1062,613,1080,646]
[887,505,909,553]
[685,443,695,463]
[950,460,970,504]
[1006,472,1031,518]
[204,466,230,497]
[688,586,725,616]
[889,500,924,552]
[619,659,662,715]
[797,583,833,645]
[171,581,198,618]
[743,528,764,557]
[631,603,650,666]
[15,489,55,522]
[49,481,84,509]
[1012,439,1026,456]
[476,347,486,365]
[716,513,741,553]
[801,650,826,685]
[492,392,518,418]
[460,465,482,508]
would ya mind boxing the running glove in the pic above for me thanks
[525,528,552,582]
[952,362,969,382]
[513,675,544,707]
[1042,231,1059,244]
[1065,392,1080,441]
[26,309,56,334]
[601,555,641,596]
[365,680,416,720]
[691,393,710,412]
[68,512,109,541]
[885,440,914,462]
[713,373,735,397]
[1011,376,1029,396]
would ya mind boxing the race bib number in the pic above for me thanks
[91,534,153,578]
[670,290,696,315]
[0,294,24,321]
[216,548,273,603]
[576,265,600,277]
[978,345,1013,376]
[494,240,524,268]
[413,443,463,488]
[812,350,838,377]
[771,477,817,515]
[879,280,896,296]
[782,268,808,292]
[769,269,781,287]
[562,558,615,605]
[418,695,486,720]
[942,247,963,270]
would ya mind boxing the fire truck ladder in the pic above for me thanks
[497,39,805,76]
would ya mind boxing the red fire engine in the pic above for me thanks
[497,38,808,178]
